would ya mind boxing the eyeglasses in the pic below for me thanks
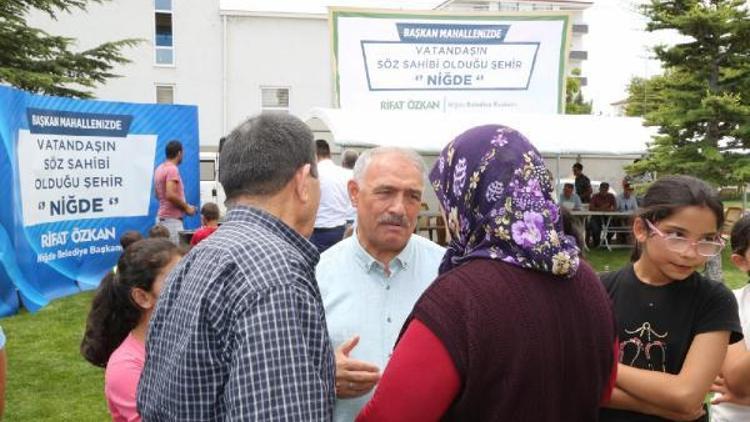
[645,219,724,257]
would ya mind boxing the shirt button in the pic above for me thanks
[386,317,392,323]
[386,285,391,290]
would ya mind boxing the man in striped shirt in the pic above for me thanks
[138,113,335,421]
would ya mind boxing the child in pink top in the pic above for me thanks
[104,333,145,422]
[81,239,182,422]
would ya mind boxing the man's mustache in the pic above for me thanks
[377,214,409,227]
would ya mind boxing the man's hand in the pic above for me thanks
[185,204,196,216]
[335,336,381,399]
[711,375,750,406]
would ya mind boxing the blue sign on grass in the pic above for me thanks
[0,85,199,316]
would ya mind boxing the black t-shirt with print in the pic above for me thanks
[599,264,742,422]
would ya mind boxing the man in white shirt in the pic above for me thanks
[310,140,353,252]
[316,147,445,422]
[616,182,639,212]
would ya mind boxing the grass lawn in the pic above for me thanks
[2,291,107,421]
[0,248,746,421]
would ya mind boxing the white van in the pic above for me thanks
[199,152,227,216]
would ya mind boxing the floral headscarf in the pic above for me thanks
[430,124,580,278]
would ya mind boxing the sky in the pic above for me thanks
[582,0,682,114]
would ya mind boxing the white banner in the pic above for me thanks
[18,130,157,226]
[331,10,571,114]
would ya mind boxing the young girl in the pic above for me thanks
[81,238,181,422]
[600,175,743,421]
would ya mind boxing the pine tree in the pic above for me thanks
[624,74,667,117]
[630,0,750,186]
[0,0,139,98]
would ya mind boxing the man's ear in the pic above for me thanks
[293,163,314,202]
[348,179,360,208]
[131,287,156,310]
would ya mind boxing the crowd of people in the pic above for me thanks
[77,112,750,421]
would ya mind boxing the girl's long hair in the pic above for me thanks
[631,175,723,261]
[81,238,179,367]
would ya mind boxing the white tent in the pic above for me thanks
[304,107,657,157]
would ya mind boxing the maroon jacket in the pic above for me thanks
[405,258,616,422]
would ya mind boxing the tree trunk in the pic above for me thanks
[704,254,724,282]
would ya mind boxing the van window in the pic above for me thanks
[200,160,216,181]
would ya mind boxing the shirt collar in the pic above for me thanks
[351,231,413,274]
[225,205,319,268]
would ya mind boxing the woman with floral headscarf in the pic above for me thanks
[357,125,618,421]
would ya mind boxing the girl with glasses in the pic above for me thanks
[600,175,743,421]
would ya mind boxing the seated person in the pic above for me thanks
[588,182,616,247]
[614,183,638,244]
[616,183,638,212]
[190,202,221,246]
[558,183,582,210]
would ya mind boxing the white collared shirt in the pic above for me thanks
[316,233,445,422]
[315,159,352,228]
[711,284,750,421]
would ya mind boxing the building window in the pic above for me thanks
[156,85,174,104]
[261,87,290,112]
[154,0,173,65]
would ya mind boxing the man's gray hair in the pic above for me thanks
[219,113,317,199]
[352,146,426,182]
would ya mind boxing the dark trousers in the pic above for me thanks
[310,225,346,253]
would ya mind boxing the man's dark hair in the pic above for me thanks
[316,139,331,158]
[201,202,220,221]
[165,140,183,159]
[563,183,574,189]
[600,182,610,190]
[573,163,583,171]
[341,149,359,169]
[731,215,750,255]
[219,113,317,199]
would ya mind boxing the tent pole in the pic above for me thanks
[556,154,561,194]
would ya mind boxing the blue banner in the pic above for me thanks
[0,85,200,316]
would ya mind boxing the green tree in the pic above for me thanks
[624,74,667,117]
[629,0,750,186]
[0,0,138,98]
[565,68,592,115]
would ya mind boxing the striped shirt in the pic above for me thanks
[137,206,335,421]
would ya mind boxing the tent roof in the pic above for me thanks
[305,107,657,156]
